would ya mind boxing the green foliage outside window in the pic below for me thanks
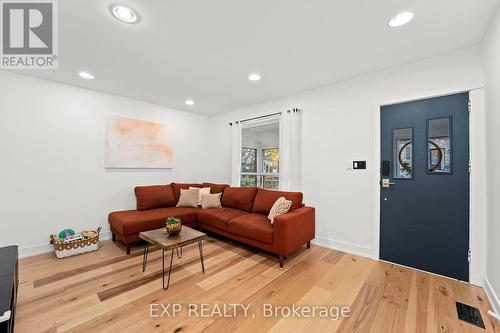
[241,147,257,172]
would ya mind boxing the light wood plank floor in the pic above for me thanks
[16,238,500,333]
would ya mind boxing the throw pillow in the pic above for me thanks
[201,193,222,209]
[176,188,199,208]
[190,186,210,206]
[268,197,292,224]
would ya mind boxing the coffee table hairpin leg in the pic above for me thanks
[142,240,205,291]
[198,240,205,273]
[142,244,149,272]
[162,249,175,290]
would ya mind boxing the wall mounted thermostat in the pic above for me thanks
[353,161,366,170]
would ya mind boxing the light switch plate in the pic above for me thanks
[353,161,366,169]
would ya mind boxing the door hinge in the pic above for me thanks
[468,100,471,113]
[468,249,471,263]
[469,161,472,173]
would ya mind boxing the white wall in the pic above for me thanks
[210,47,484,259]
[0,71,211,257]
[482,3,500,314]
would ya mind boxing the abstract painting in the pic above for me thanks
[105,115,173,168]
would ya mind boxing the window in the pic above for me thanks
[240,123,280,189]
[393,128,413,179]
[262,148,279,189]
[263,148,279,173]
[427,117,452,174]
[241,147,257,172]
[240,148,257,186]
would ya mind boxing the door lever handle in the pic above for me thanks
[381,179,395,188]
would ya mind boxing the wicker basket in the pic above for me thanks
[50,227,101,259]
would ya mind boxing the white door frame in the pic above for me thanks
[371,87,486,286]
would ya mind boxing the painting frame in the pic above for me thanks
[104,115,174,169]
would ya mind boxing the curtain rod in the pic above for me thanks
[229,108,300,126]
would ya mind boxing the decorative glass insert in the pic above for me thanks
[427,117,452,174]
[393,128,413,179]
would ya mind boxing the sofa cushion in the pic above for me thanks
[191,187,211,205]
[201,193,222,209]
[202,183,230,194]
[134,185,176,211]
[196,207,248,231]
[176,188,200,208]
[268,197,292,224]
[228,214,274,244]
[171,183,202,201]
[109,207,199,236]
[221,187,258,212]
[252,188,303,214]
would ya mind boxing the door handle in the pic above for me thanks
[381,179,395,188]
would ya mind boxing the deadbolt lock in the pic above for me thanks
[381,179,395,188]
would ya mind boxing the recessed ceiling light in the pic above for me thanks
[185,99,195,106]
[389,11,414,27]
[248,73,261,81]
[78,71,95,80]
[111,4,138,23]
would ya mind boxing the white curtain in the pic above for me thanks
[231,121,242,186]
[279,109,302,191]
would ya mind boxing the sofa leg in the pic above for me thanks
[126,244,131,255]
[112,233,116,242]
[307,241,311,249]
[278,255,284,268]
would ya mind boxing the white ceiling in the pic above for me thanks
[11,0,499,115]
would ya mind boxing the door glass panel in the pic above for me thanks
[427,117,452,174]
[393,128,413,179]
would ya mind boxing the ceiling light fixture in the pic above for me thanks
[248,73,261,81]
[185,99,195,106]
[111,4,138,23]
[389,11,414,27]
[78,71,95,80]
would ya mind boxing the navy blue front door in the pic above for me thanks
[380,93,470,281]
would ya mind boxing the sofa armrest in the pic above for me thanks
[273,206,315,256]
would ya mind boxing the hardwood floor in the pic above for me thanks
[16,238,500,333]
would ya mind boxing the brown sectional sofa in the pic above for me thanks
[108,182,315,267]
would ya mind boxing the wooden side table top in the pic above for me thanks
[139,226,207,251]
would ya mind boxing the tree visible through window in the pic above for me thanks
[262,148,279,189]
[241,148,257,186]
[263,148,279,173]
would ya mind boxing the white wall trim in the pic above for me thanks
[312,236,373,258]
[18,231,112,259]
[484,275,500,316]
[371,85,486,286]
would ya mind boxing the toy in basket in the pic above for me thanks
[50,227,102,258]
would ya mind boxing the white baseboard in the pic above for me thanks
[312,236,373,258]
[18,231,112,259]
[484,276,500,317]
